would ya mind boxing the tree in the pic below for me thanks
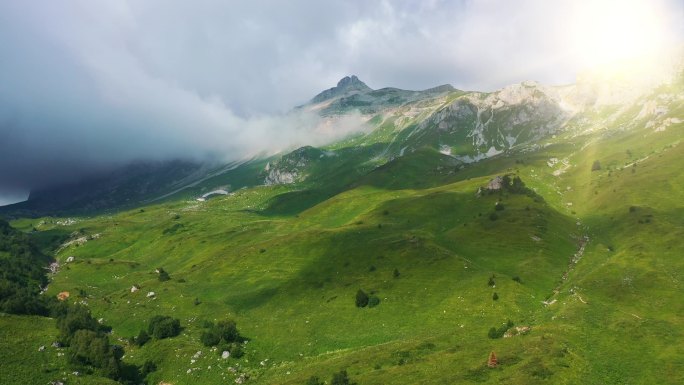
[200,318,245,356]
[148,315,181,339]
[355,289,369,308]
[487,351,498,368]
[69,329,121,378]
[57,304,100,343]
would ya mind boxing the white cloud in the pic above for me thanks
[0,0,681,201]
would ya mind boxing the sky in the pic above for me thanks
[0,0,682,205]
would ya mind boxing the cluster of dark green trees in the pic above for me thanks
[134,315,182,347]
[355,289,380,308]
[54,304,123,378]
[53,302,158,383]
[0,219,157,384]
[200,319,245,358]
[0,219,54,315]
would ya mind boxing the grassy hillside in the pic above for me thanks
[2,75,683,384]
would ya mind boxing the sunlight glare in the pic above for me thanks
[570,0,671,70]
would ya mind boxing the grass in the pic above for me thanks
[2,76,683,384]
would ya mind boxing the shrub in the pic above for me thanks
[148,315,181,339]
[135,329,150,347]
[488,320,514,339]
[495,203,505,211]
[368,296,381,308]
[512,276,522,283]
[591,160,601,171]
[393,268,400,278]
[331,370,357,385]
[200,319,245,354]
[355,289,369,308]
[489,213,499,221]
[488,275,496,287]
[68,329,121,379]
[492,292,499,301]
[201,330,221,347]
[157,268,170,282]
[57,304,101,343]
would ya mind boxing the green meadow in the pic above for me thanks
[3,79,684,384]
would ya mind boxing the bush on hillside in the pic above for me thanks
[355,289,369,308]
[200,319,246,358]
[68,329,121,379]
[148,315,181,339]
[57,304,102,343]
[135,329,150,347]
[157,268,171,282]
[488,320,514,339]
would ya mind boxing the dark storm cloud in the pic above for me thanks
[0,0,681,204]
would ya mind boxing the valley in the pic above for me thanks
[1,69,683,385]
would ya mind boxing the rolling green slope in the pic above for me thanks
[2,71,683,384]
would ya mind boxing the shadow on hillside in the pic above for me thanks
[229,187,578,314]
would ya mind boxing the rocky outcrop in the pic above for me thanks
[263,146,327,185]
[311,75,372,103]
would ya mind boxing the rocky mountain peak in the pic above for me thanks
[336,75,367,89]
[311,75,372,103]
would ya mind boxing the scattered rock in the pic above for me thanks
[57,291,70,301]
[131,285,140,293]
[487,176,503,191]
[222,351,230,359]
[146,291,156,298]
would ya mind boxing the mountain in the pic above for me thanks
[310,75,372,103]
[2,66,683,384]
[2,69,680,218]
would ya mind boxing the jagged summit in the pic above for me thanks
[311,75,372,103]
[335,75,368,89]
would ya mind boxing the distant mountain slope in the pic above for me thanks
[2,65,680,217]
